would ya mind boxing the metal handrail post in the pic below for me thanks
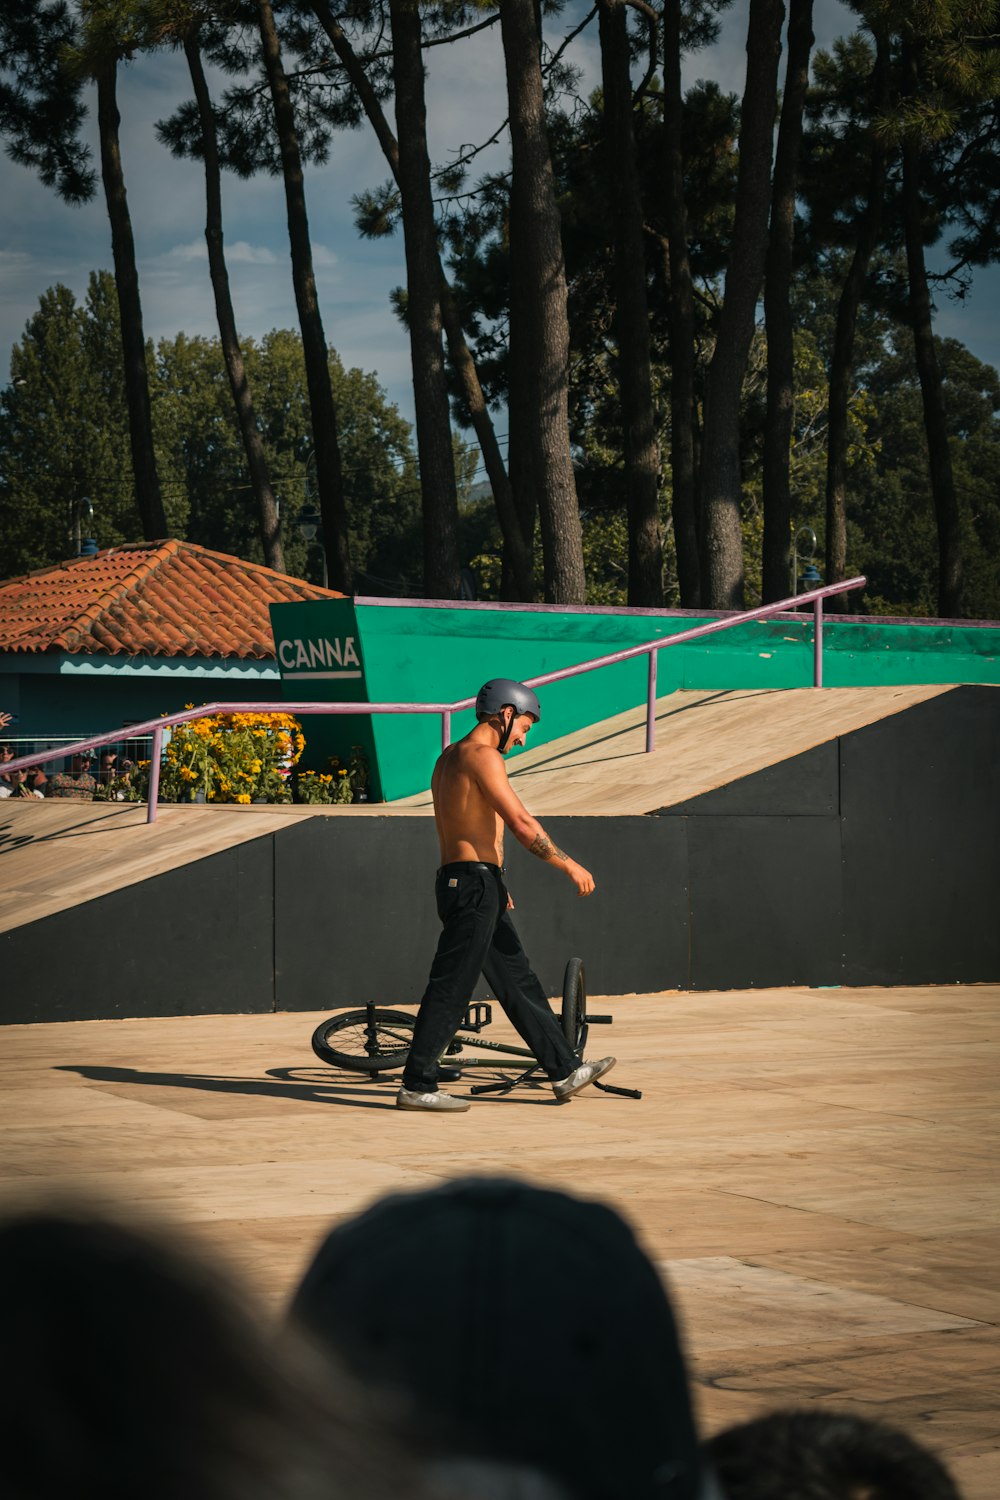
[814,595,824,687]
[146,726,164,824]
[441,709,451,751]
[646,649,657,753]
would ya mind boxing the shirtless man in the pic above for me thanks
[397,677,616,1113]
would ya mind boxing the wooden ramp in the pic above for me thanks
[392,683,955,814]
[1,983,996,1498]
[0,798,431,937]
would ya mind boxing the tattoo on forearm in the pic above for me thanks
[529,833,568,862]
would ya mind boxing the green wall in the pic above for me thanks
[269,600,1000,801]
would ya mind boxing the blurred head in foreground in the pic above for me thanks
[0,1205,415,1500]
[704,1408,964,1500]
[291,1175,705,1500]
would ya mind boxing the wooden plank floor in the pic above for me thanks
[394,684,955,814]
[1,983,996,1496]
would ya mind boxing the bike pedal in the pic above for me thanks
[462,1001,493,1031]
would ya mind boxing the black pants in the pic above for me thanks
[402,862,580,1093]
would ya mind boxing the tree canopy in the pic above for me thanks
[0,275,429,591]
[1,0,999,615]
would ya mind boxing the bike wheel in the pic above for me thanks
[311,1008,416,1074]
[561,957,588,1055]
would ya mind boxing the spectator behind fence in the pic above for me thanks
[98,749,118,785]
[45,751,97,799]
[0,1206,418,1500]
[704,1409,964,1500]
[0,738,14,789]
[290,1176,707,1500]
[0,766,43,799]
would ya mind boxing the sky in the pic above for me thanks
[1,0,997,451]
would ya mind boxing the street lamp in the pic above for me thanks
[304,448,318,503]
[792,525,820,596]
[71,496,97,558]
[295,502,328,588]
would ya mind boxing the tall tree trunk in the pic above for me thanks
[309,0,533,599]
[439,284,533,600]
[901,42,963,618]
[184,36,284,574]
[600,0,663,607]
[824,30,889,610]
[95,61,166,540]
[388,0,459,600]
[500,0,585,603]
[701,0,785,608]
[256,0,352,592]
[662,0,701,606]
[761,0,813,602]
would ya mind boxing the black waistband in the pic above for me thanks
[438,861,507,878]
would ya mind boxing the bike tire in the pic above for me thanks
[311,1008,416,1074]
[561,957,588,1055]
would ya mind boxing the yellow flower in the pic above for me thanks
[236,793,251,804]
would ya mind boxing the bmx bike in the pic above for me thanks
[310,957,641,1099]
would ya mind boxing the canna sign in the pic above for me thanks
[269,599,368,697]
[269,597,377,790]
[276,633,362,679]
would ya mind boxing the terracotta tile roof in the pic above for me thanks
[0,540,345,659]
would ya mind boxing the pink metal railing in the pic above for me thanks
[4,575,864,822]
[3,701,457,824]
[441,575,864,751]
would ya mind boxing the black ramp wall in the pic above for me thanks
[271,813,686,1009]
[274,815,438,1012]
[667,738,845,987]
[839,686,1000,983]
[661,684,1000,986]
[499,816,690,999]
[3,838,276,1024]
[684,815,843,989]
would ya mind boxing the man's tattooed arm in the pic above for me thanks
[528,832,569,862]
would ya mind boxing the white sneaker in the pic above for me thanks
[551,1056,616,1101]
[396,1086,471,1113]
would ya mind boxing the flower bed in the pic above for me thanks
[157,710,304,804]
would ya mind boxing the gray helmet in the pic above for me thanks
[475,678,541,724]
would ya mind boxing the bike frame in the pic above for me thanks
[365,1015,537,1066]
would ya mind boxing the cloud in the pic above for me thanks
[310,244,339,269]
[165,239,282,266]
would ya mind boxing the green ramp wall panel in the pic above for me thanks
[268,599,1000,801]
